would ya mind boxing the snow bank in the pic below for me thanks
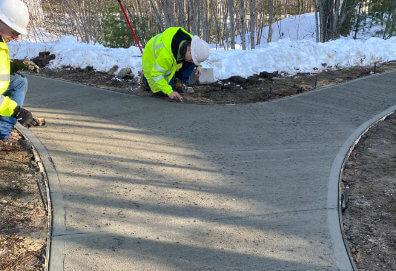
[7,12,396,81]
[9,36,142,76]
[208,37,396,79]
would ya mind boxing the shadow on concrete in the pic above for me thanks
[24,72,396,270]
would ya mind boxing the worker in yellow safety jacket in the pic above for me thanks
[142,27,210,102]
[0,0,39,149]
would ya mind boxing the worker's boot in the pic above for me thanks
[174,78,187,93]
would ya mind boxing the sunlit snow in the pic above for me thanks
[8,13,396,81]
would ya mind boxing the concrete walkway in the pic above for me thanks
[24,71,396,271]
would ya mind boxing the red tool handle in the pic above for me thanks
[117,0,143,54]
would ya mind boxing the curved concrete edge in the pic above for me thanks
[16,123,66,271]
[327,105,396,271]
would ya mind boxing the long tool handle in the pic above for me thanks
[117,0,143,54]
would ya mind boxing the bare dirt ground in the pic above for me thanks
[36,61,396,104]
[1,57,394,270]
[0,130,47,271]
[341,112,395,271]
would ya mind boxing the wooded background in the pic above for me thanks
[25,0,394,48]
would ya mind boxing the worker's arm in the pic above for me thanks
[10,58,39,74]
[148,53,183,102]
[0,95,37,127]
[150,54,174,96]
[168,91,183,102]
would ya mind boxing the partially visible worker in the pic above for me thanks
[142,27,210,102]
[0,0,40,150]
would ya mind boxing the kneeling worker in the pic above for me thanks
[0,0,41,149]
[142,27,210,102]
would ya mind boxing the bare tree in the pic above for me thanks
[177,0,185,26]
[221,1,229,49]
[353,2,362,39]
[211,0,222,47]
[332,0,340,39]
[268,0,274,43]
[249,0,255,49]
[37,0,321,48]
[188,1,197,34]
[318,0,328,42]
[23,0,44,25]
[318,0,362,42]
[169,0,176,26]
[203,0,210,41]
[158,0,171,28]
[239,0,246,50]
[313,0,320,42]
[228,0,235,49]
[150,0,164,32]
[256,1,266,46]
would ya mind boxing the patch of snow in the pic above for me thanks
[6,13,396,81]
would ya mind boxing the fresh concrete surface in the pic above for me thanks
[23,71,396,270]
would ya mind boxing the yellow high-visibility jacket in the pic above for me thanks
[142,27,193,96]
[0,38,17,117]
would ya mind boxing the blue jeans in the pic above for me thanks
[143,61,196,95]
[0,73,28,139]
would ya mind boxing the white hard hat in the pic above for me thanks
[0,0,29,35]
[191,36,210,66]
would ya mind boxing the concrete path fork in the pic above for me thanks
[24,71,396,270]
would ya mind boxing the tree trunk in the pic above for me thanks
[177,0,184,27]
[196,0,201,36]
[249,0,255,49]
[318,0,362,42]
[201,0,206,37]
[212,1,222,48]
[313,0,320,42]
[222,1,229,49]
[339,0,361,37]
[239,0,246,50]
[149,0,164,32]
[188,1,197,34]
[333,0,341,39]
[158,0,171,28]
[256,3,266,46]
[228,0,235,49]
[319,0,328,42]
[268,0,274,43]
[169,0,176,26]
[203,0,210,41]
[353,3,362,39]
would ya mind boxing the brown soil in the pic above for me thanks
[341,112,396,271]
[36,61,396,105]
[0,130,48,271]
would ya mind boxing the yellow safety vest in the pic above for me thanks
[142,27,192,95]
[0,39,17,117]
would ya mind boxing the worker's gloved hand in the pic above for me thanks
[12,106,38,128]
[11,58,40,73]
[169,91,183,102]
